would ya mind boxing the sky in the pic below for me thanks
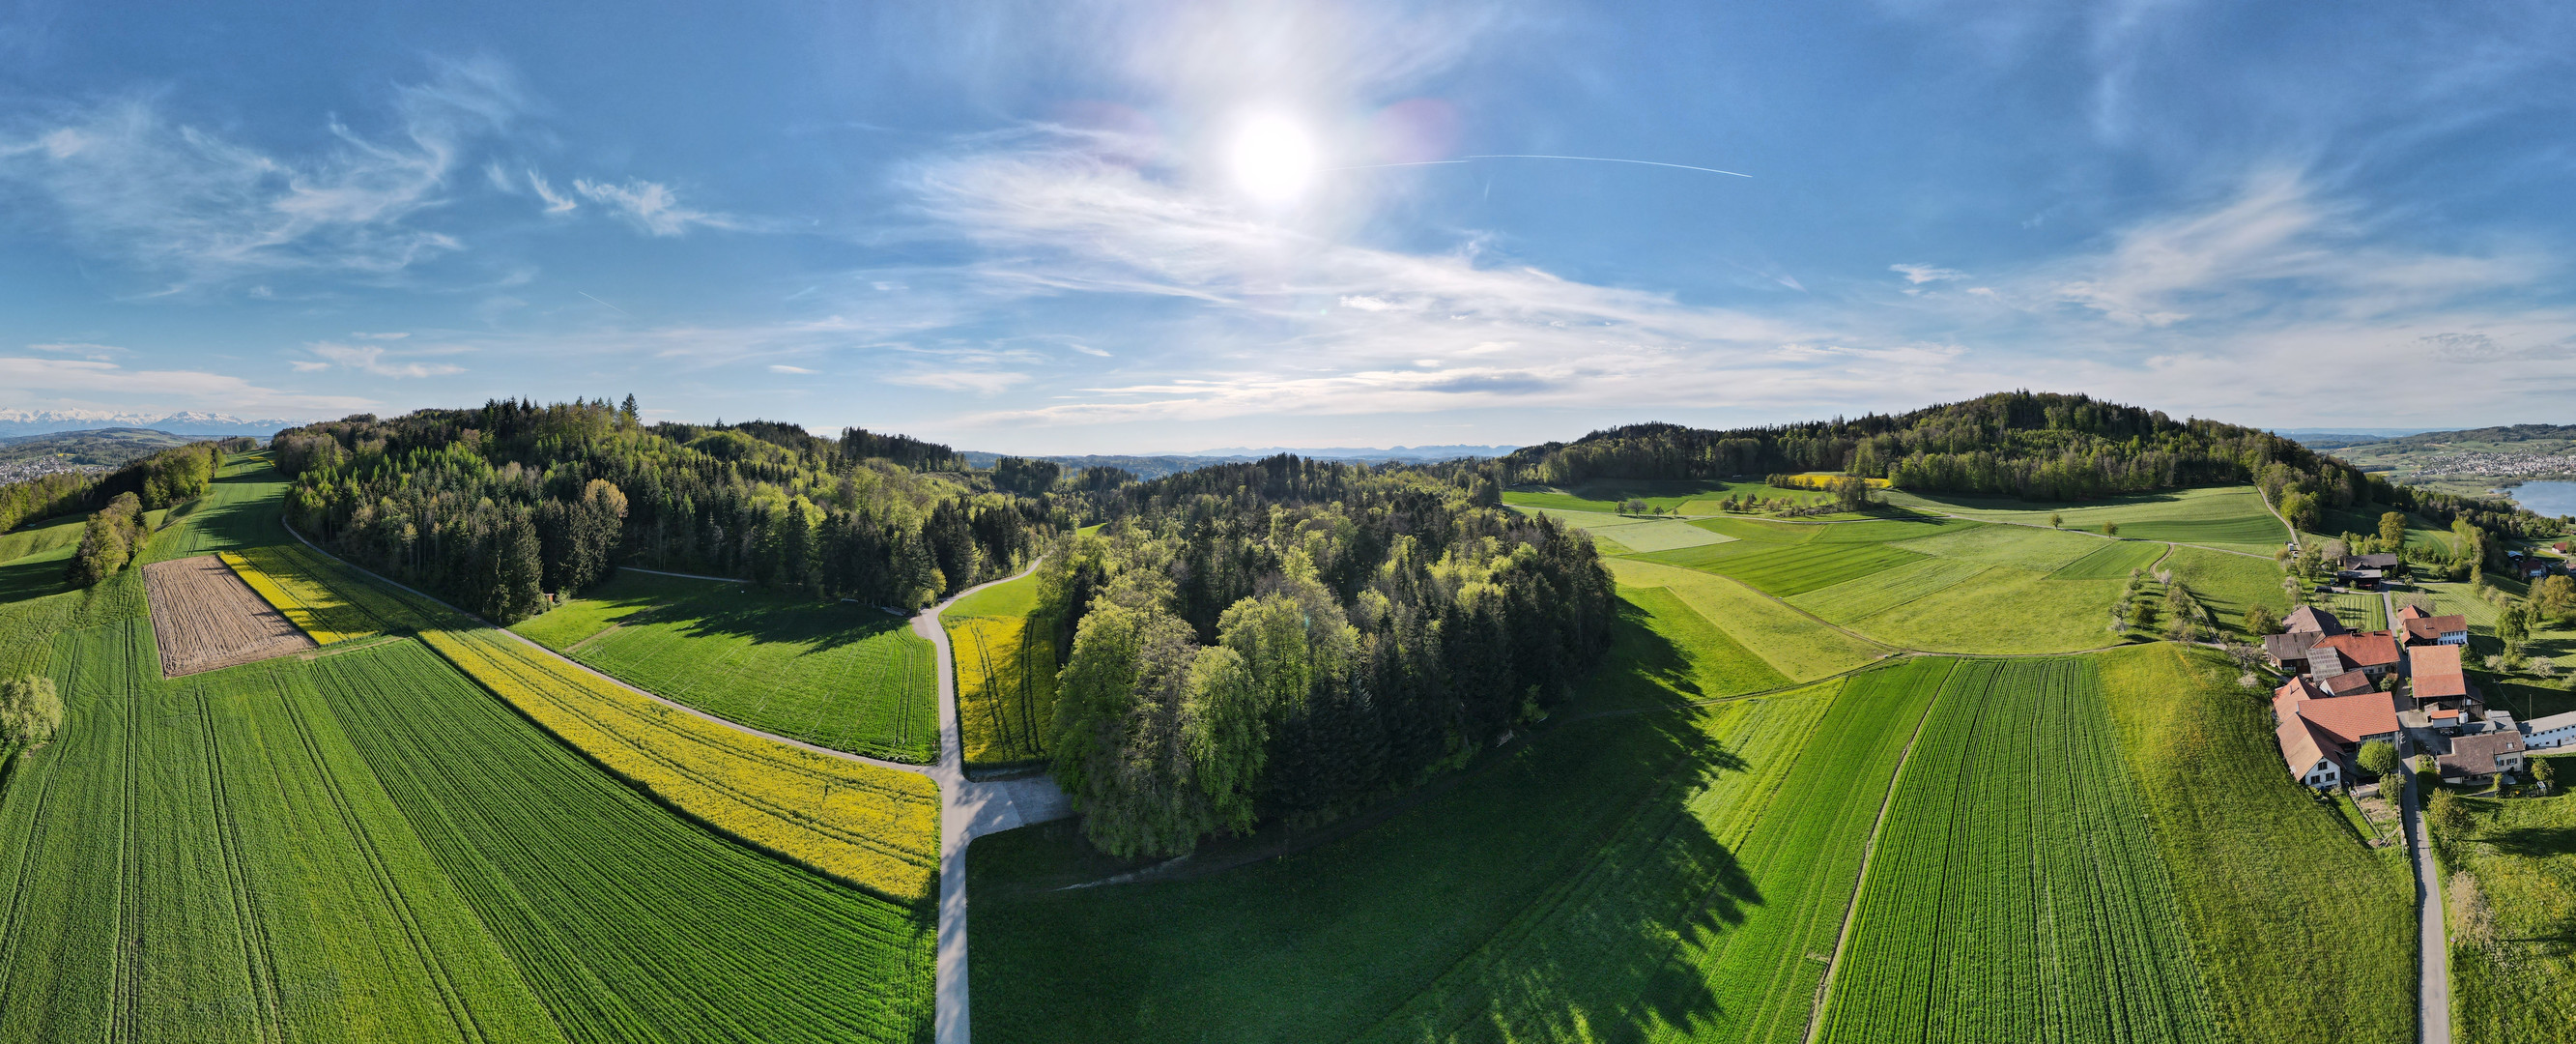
[2,0,2573,453]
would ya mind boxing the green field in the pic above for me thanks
[2049,539,2168,579]
[1606,559,1889,682]
[1885,485,2289,553]
[514,568,940,764]
[968,584,1948,1043]
[2447,772,2576,1044]
[1818,657,2218,1044]
[1646,540,1929,598]
[1788,559,1991,624]
[2162,545,2293,638]
[0,454,939,1042]
[2099,645,2414,1044]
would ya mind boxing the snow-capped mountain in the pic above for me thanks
[0,409,306,439]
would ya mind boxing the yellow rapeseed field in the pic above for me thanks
[952,615,1058,766]
[220,546,379,644]
[418,626,941,900]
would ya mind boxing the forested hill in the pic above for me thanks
[273,399,1055,623]
[1505,392,2345,501]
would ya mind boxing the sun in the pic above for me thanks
[1229,112,1316,204]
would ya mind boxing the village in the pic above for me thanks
[2268,549,2576,796]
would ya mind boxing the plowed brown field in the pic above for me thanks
[142,554,315,677]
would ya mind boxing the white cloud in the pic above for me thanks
[767,363,818,374]
[528,168,578,215]
[1891,263,1966,284]
[29,342,128,360]
[0,355,374,413]
[1070,343,1112,357]
[886,368,1032,394]
[353,331,410,339]
[572,178,736,236]
[0,56,526,289]
[303,340,466,378]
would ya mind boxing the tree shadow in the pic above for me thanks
[2484,824,2576,858]
[646,589,912,655]
[0,552,72,603]
[964,603,1863,1043]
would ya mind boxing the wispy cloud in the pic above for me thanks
[767,363,817,374]
[0,56,526,290]
[302,340,467,378]
[0,355,375,413]
[1890,263,1965,284]
[528,168,578,215]
[572,178,738,236]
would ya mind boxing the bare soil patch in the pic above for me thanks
[142,555,315,677]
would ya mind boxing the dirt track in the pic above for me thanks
[141,555,315,677]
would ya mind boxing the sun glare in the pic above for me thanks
[1229,113,1316,204]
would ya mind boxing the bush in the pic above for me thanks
[0,675,63,746]
[65,492,146,587]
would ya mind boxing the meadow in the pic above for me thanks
[2098,644,2414,1044]
[945,569,1059,768]
[1884,485,2290,554]
[968,590,1946,1043]
[1818,657,2218,1044]
[2161,545,2294,638]
[2445,775,2576,1044]
[0,452,943,1041]
[1604,558,1888,682]
[1503,478,1836,514]
[513,568,940,764]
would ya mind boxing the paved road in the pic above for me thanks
[922,565,1073,1044]
[2403,769,2450,1044]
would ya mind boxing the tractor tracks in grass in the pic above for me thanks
[1802,667,1943,1044]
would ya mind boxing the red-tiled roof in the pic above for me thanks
[2276,716,2335,776]
[2314,631,2401,669]
[2320,671,2377,696]
[2411,644,2469,702]
[2291,691,2403,746]
[2401,614,2470,643]
[2395,603,2428,623]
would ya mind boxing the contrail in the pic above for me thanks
[578,291,631,316]
[1324,155,1750,178]
[1464,154,1752,178]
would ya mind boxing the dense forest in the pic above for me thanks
[275,399,1057,623]
[1038,455,1617,857]
[1506,391,2561,540]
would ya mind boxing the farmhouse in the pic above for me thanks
[2407,643,2471,706]
[2306,631,2401,688]
[2394,604,2470,646]
[2345,552,2402,572]
[2271,677,2405,789]
[2263,630,2323,673]
[2513,557,2555,581]
[2523,710,2576,750]
[2282,605,2347,635]
[2436,729,2528,783]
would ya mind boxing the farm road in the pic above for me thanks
[286,524,1066,1044]
[2385,584,2450,1044]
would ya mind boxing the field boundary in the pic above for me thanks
[1801,663,1945,1044]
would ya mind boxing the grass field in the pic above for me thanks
[2162,545,2292,638]
[946,568,1059,768]
[2098,644,2414,1044]
[968,586,1948,1043]
[0,513,86,602]
[514,568,940,764]
[1818,656,2218,1044]
[2446,776,2576,1044]
[1605,559,1889,682]
[1788,559,1990,624]
[0,453,943,1042]
[1646,540,1930,598]
[2321,589,2387,631]
[1886,485,2289,554]
[2049,539,2168,579]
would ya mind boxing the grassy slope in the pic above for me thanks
[2163,544,2293,639]
[1886,485,2289,554]
[513,568,940,764]
[1605,559,1889,682]
[2098,644,2415,1044]
[2446,769,2576,1044]
[1504,478,1835,514]
[969,592,1945,1043]
[0,454,939,1042]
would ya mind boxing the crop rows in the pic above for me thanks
[219,545,386,644]
[1789,559,1990,624]
[1818,657,2218,1044]
[416,625,940,899]
[952,615,1059,767]
[315,640,936,1043]
[2049,541,2166,581]
[1663,540,1931,598]
[139,556,314,676]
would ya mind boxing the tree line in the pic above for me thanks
[3,441,221,539]
[276,398,1058,624]
[1038,455,1617,858]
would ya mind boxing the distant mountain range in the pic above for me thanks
[0,410,304,439]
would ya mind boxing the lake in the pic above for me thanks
[2501,480,2576,518]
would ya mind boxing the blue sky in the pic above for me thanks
[2,0,2572,452]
